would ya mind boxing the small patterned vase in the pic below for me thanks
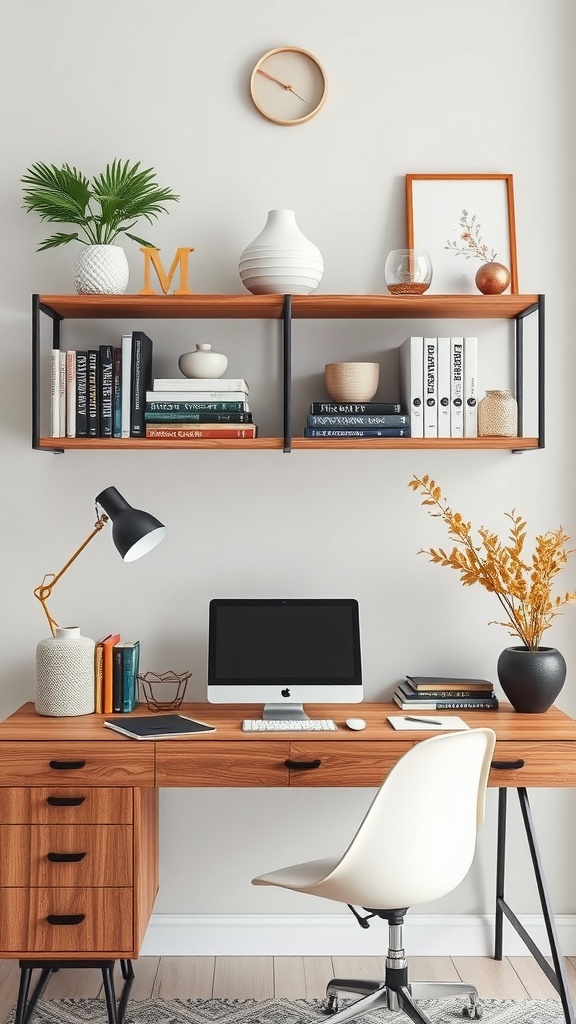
[36,626,95,717]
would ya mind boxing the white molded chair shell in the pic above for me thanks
[252,728,496,910]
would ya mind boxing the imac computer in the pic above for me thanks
[207,597,363,721]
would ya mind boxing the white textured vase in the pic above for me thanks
[36,626,95,717]
[239,209,324,295]
[178,343,229,378]
[74,244,130,295]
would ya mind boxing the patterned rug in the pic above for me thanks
[9,998,566,1024]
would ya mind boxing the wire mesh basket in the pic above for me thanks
[137,670,192,711]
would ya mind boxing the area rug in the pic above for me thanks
[7,998,566,1024]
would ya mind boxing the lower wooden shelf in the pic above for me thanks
[38,436,539,451]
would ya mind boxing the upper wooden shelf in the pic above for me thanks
[38,293,541,321]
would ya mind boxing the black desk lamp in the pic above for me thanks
[34,486,166,636]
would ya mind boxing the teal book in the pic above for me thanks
[120,641,140,712]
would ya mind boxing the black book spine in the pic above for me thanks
[130,331,154,437]
[309,402,403,415]
[75,351,88,437]
[99,345,113,437]
[87,350,99,437]
[144,410,252,423]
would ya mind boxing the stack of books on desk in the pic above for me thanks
[145,377,257,439]
[393,675,499,711]
[303,401,410,439]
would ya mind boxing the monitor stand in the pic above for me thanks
[262,703,308,722]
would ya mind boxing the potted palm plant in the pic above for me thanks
[21,159,179,294]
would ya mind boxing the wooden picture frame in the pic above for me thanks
[405,173,518,294]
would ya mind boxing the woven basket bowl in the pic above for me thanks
[325,362,380,402]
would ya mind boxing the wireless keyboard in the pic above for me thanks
[242,719,337,732]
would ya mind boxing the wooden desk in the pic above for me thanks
[0,701,574,1021]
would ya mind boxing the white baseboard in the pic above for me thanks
[140,913,576,957]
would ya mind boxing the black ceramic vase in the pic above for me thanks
[497,646,567,713]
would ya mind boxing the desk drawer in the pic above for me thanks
[0,788,133,824]
[1,824,132,886]
[0,887,133,954]
[288,742,411,787]
[155,742,290,786]
[490,741,576,787]
[0,743,154,786]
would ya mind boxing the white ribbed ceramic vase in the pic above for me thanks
[178,343,229,378]
[74,245,130,295]
[239,209,324,295]
[36,626,95,717]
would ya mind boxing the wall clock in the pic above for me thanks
[250,47,327,126]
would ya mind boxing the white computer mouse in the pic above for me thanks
[345,718,366,731]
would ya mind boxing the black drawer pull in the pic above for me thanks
[49,760,86,771]
[285,758,322,771]
[46,914,85,926]
[491,759,525,770]
[47,852,86,862]
[46,796,86,807]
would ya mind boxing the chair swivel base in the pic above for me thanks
[15,959,134,1024]
[324,975,482,1024]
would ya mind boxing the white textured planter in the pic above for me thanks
[36,626,95,717]
[74,244,130,295]
[239,209,324,295]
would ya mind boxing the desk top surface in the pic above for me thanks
[0,701,575,742]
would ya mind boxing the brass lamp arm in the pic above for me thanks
[34,513,109,636]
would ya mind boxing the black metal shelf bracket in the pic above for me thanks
[282,294,292,452]
[512,294,544,453]
[32,294,64,454]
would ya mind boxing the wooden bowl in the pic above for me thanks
[325,362,380,402]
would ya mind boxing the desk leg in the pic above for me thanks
[495,786,575,1024]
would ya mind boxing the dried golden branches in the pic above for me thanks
[409,475,576,651]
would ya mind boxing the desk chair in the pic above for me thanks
[252,727,496,1024]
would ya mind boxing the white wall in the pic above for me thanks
[1,0,575,929]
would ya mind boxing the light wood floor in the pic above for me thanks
[1,956,575,1023]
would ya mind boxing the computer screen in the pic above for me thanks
[207,598,362,718]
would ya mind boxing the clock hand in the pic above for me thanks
[257,68,307,102]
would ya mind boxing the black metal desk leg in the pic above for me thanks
[517,787,575,1024]
[495,788,507,960]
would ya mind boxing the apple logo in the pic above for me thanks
[281,688,291,698]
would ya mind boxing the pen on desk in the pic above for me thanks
[404,716,443,726]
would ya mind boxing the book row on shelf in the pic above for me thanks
[393,674,499,711]
[95,634,140,715]
[400,335,484,440]
[49,326,261,439]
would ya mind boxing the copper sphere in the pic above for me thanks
[475,262,510,295]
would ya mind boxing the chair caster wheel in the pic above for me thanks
[324,996,339,1015]
[462,1005,483,1019]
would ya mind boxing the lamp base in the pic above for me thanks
[36,626,95,717]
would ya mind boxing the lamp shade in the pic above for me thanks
[95,486,166,562]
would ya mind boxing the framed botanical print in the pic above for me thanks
[406,173,518,294]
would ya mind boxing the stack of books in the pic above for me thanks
[393,675,499,711]
[145,377,257,439]
[95,635,140,714]
[399,335,480,440]
[303,401,410,439]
